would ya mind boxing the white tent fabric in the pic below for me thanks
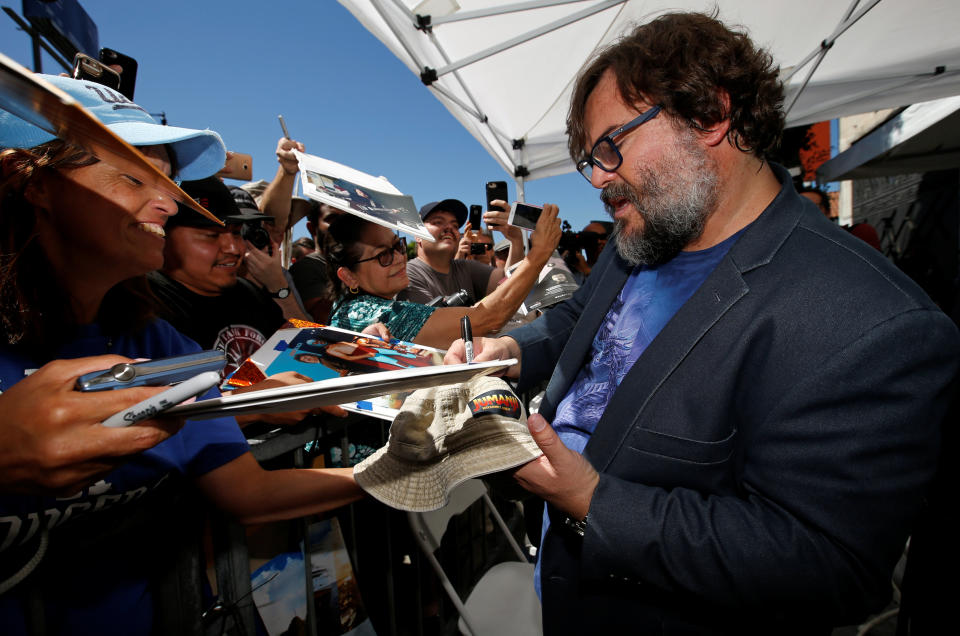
[338,0,960,188]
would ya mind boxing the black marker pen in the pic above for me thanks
[461,315,474,363]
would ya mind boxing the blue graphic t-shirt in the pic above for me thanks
[0,319,250,636]
[536,231,741,594]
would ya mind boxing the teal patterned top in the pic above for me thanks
[329,293,436,343]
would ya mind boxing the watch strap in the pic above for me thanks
[563,514,588,538]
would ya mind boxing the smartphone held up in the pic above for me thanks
[485,180,508,210]
[98,48,138,99]
[217,152,253,181]
[508,201,543,231]
[72,53,120,92]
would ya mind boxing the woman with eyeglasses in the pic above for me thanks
[324,211,561,349]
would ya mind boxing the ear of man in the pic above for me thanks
[697,89,733,147]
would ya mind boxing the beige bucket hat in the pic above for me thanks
[353,375,541,511]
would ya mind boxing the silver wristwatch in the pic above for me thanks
[270,287,291,299]
[563,514,588,538]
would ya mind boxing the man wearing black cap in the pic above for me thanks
[399,198,524,305]
[228,184,310,320]
[147,177,288,379]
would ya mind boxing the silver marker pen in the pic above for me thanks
[102,371,221,427]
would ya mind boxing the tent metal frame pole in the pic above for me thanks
[430,0,624,80]
[431,0,593,25]
[378,0,515,170]
[792,67,959,128]
[427,83,511,141]
[427,83,517,167]
[782,0,874,83]
[783,0,882,116]
[384,0,416,21]
[514,140,526,203]
[372,0,430,74]
[423,28,517,170]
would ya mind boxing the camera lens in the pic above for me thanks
[242,223,271,250]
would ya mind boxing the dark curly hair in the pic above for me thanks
[0,141,158,354]
[323,212,369,297]
[567,11,785,163]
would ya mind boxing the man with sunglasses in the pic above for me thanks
[446,12,959,635]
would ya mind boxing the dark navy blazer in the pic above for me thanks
[508,167,959,635]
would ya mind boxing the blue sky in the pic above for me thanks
[0,1,609,240]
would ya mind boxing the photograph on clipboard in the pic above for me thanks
[295,150,433,242]
[168,358,513,422]
[219,320,458,420]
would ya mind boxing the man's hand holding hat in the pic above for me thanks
[514,414,600,522]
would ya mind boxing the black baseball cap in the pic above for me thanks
[168,178,272,228]
[419,199,468,228]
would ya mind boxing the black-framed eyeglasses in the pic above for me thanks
[352,236,407,267]
[576,105,662,182]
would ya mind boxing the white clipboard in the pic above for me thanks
[168,359,516,420]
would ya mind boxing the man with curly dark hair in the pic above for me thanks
[446,11,959,634]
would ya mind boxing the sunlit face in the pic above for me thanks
[339,223,408,299]
[162,223,245,296]
[33,145,177,281]
[419,210,460,259]
[583,70,719,265]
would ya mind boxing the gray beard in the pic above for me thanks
[602,136,718,266]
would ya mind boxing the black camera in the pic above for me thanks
[426,289,470,307]
[558,220,606,255]
[228,214,274,254]
[470,242,492,255]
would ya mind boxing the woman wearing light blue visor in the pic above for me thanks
[0,75,362,635]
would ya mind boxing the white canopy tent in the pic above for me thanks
[338,0,960,195]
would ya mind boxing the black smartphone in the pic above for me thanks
[469,204,483,230]
[76,350,226,391]
[72,53,121,92]
[485,181,508,211]
[99,48,138,100]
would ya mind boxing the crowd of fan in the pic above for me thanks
[0,72,608,633]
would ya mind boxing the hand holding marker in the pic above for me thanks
[102,371,221,427]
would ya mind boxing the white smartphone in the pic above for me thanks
[508,202,543,232]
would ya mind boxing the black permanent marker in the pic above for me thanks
[461,315,474,363]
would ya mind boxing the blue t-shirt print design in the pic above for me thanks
[534,231,742,597]
[552,231,742,451]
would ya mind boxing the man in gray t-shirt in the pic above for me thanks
[398,198,525,304]
[402,256,494,304]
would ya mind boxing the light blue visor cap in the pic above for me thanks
[0,74,226,181]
